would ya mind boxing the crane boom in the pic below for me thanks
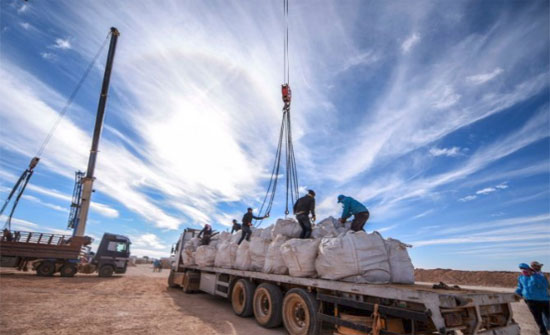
[74,27,119,237]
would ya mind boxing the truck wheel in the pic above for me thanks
[282,288,320,335]
[60,264,77,277]
[231,279,256,317]
[253,283,283,328]
[168,270,178,288]
[98,265,114,277]
[36,261,56,277]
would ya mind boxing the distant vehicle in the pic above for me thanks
[0,231,131,277]
[167,228,520,335]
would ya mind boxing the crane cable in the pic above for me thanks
[255,0,299,226]
[1,31,111,230]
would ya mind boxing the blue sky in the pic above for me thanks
[0,1,548,270]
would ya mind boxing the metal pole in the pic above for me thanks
[74,27,119,237]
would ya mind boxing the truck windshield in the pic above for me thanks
[107,241,127,253]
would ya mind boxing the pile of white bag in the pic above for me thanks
[191,217,414,285]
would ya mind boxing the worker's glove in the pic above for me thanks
[339,218,346,224]
[312,216,316,222]
[264,214,270,218]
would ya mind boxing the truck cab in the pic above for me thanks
[86,233,131,277]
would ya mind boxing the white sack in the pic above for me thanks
[311,217,338,239]
[315,231,390,284]
[214,241,238,269]
[263,235,289,274]
[195,245,217,267]
[182,250,195,265]
[249,237,272,271]
[261,225,274,240]
[218,231,232,243]
[230,231,243,244]
[281,238,320,277]
[271,218,302,239]
[385,238,414,284]
[181,237,201,265]
[234,240,252,270]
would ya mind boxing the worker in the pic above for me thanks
[531,261,550,331]
[238,208,268,245]
[231,219,242,234]
[2,228,13,242]
[198,224,213,246]
[337,194,370,232]
[293,189,316,238]
[515,263,550,334]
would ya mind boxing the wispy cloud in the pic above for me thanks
[17,4,29,14]
[467,67,503,85]
[52,38,71,50]
[19,22,31,30]
[459,195,477,202]
[401,33,420,53]
[40,52,56,61]
[429,146,463,157]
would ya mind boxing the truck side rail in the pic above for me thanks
[1,230,71,245]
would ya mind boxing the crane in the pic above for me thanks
[69,27,119,236]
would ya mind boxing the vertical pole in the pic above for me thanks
[74,27,119,237]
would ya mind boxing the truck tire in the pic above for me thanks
[231,278,256,317]
[282,288,320,335]
[60,263,77,277]
[98,265,114,277]
[253,283,283,328]
[168,270,179,288]
[36,261,56,277]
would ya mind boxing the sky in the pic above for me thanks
[0,0,548,271]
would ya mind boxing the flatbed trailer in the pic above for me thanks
[168,230,520,335]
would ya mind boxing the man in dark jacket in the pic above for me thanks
[238,208,268,245]
[198,224,213,246]
[230,219,242,234]
[293,190,316,238]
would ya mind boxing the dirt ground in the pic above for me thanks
[0,265,541,334]
[0,265,283,335]
[415,268,550,288]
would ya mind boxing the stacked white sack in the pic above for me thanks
[217,231,232,243]
[230,231,242,244]
[182,237,200,265]
[234,240,252,270]
[311,217,338,239]
[260,225,274,239]
[315,231,390,284]
[249,236,272,271]
[280,238,320,277]
[271,218,302,239]
[195,245,217,267]
[263,235,289,274]
[214,241,238,269]
[385,238,414,284]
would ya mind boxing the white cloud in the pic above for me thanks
[459,195,477,202]
[132,233,167,250]
[53,38,71,50]
[476,187,496,195]
[467,67,503,85]
[339,50,379,72]
[429,146,462,157]
[495,183,508,189]
[41,52,55,60]
[17,4,28,14]
[401,33,420,53]
[19,22,31,30]
[22,194,69,213]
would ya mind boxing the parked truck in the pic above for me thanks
[167,228,520,335]
[0,230,131,277]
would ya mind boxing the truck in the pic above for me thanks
[167,228,520,335]
[0,230,131,277]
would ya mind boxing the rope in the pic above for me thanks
[35,32,111,158]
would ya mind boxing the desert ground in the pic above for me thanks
[0,265,541,334]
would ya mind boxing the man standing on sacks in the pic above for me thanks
[238,208,268,245]
[293,189,316,239]
[337,194,370,232]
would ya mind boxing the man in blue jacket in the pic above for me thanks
[516,263,550,334]
[337,195,370,232]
